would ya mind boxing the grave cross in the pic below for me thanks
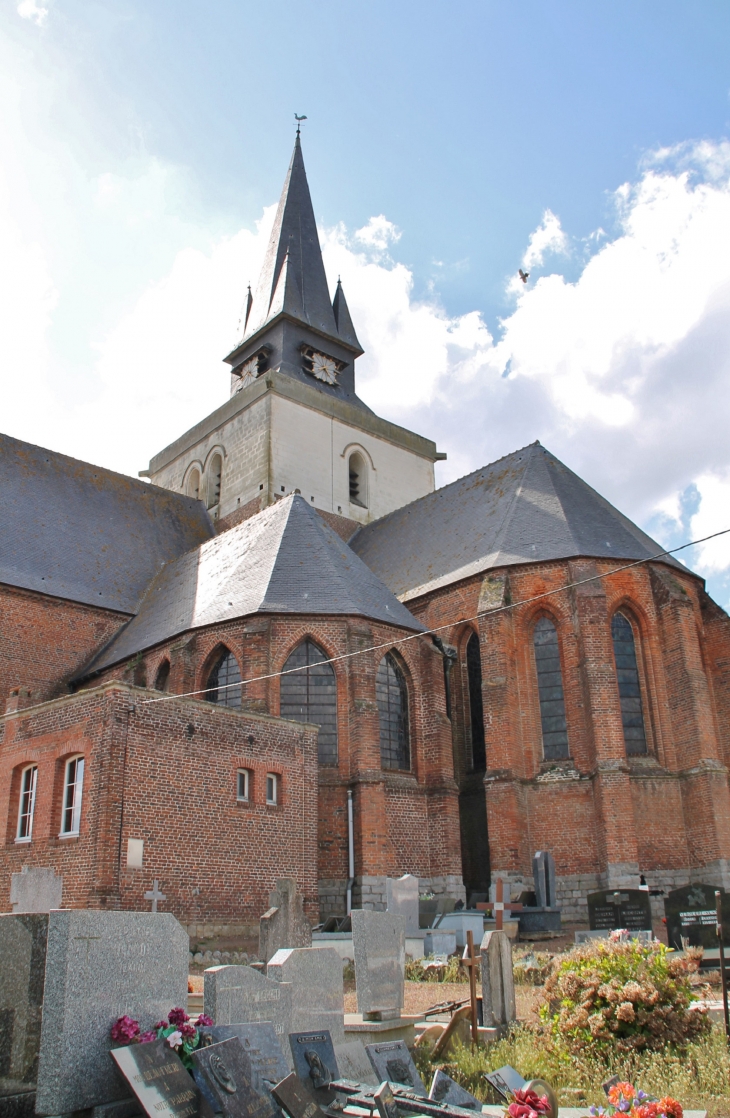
[144,880,166,912]
[460,929,479,1047]
[476,877,523,925]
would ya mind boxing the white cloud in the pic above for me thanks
[521,208,568,270]
[17,0,48,25]
[353,215,401,254]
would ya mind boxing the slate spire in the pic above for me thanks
[332,278,362,353]
[242,134,339,343]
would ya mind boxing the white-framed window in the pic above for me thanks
[60,756,85,836]
[16,765,37,842]
[266,773,278,805]
[237,769,250,802]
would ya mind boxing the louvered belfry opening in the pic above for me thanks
[280,640,338,764]
[377,652,410,770]
[466,632,486,771]
[533,616,570,760]
[206,650,242,709]
[611,612,648,755]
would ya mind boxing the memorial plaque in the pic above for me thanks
[484,1066,526,1101]
[0,913,48,1101]
[587,889,651,932]
[429,1069,481,1110]
[288,1030,338,1100]
[192,1037,278,1118]
[111,1039,198,1118]
[200,1023,289,1089]
[664,884,730,950]
[374,1081,399,1118]
[365,1040,426,1096]
[271,1072,327,1118]
[333,1041,378,1086]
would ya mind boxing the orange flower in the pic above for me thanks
[657,1099,683,1118]
[608,1082,636,1107]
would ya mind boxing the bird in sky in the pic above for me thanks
[519,269,529,283]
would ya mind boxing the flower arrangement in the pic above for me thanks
[588,1081,683,1118]
[110,1007,214,1069]
[504,1087,552,1117]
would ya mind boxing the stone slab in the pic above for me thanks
[428,1069,481,1110]
[204,966,293,1051]
[35,911,188,1116]
[111,1039,197,1118]
[267,948,344,1045]
[587,889,651,932]
[192,1036,278,1118]
[432,913,484,948]
[343,1015,417,1047]
[200,1023,289,1089]
[423,932,456,956]
[0,913,48,1099]
[518,908,562,935]
[664,884,730,951]
[332,1041,378,1086]
[364,1039,426,1096]
[10,867,62,914]
[385,875,419,936]
[271,1072,327,1118]
[480,930,516,1028]
[351,911,405,1019]
[288,1030,338,1102]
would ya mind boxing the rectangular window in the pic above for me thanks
[237,769,250,802]
[16,765,38,842]
[60,756,84,836]
[266,773,278,805]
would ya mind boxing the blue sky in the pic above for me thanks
[3,1,730,603]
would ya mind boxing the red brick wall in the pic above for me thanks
[0,682,319,922]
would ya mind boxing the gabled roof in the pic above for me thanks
[0,433,215,614]
[83,495,424,673]
[349,442,687,601]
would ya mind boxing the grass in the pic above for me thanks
[414,1025,730,1116]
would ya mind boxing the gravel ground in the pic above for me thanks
[344,981,544,1023]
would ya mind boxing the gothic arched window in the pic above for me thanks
[377,653,410,770]
[205,649,241,709]
[466,632,486,771]
[533,617,569,760]
[154,660,170,692]
[611,612,647,756]
[186,468,201,500]
[280,640,338,764]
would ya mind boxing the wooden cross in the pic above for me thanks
[476,877,523,926]
[144,879,166,912]
[460,929,480,1047]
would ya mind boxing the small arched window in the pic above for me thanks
[611,612,647,756]
[186,468,201,500]
[154,660,170,692]
[280,641,338,764]
[205,649,241,709]
[207,454,223,510]
[348,452,368,509]
[466,632,486,771]
[377,653,410,770]
[533,617,569,760]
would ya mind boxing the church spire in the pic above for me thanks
[332,278,362,353]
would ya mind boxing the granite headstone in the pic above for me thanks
[271,1073,327,1118]
[351,910,405,1021]
[587,889,652,932]
[484,1066,526,1101]
[258,880,312,965]
[428,1069,481,1110]
[365,1040,426,1096]
[35,911,188,1116]
[288,1030,338,1102]
[204,966,293,1047]
[267,948,344,1045]
[0,913,48,1104]
[664,884,730,950]
[9,868,62,914]
[199,1023,289,1090]
[333,1041,378,1086]
[385,875,420,936]
[192,1037,278,1118]
[480,930,516,1028]
[532,853,556,908]
[111,1038,198,1118]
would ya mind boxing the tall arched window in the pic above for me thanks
[611,612,647,755]
[466,632,486,771]
[205,649,241,709]
[348,452,368,508]
[280,641,338,764]
[186,468,201,500]
[207,454,222,510]
[377,653,410,770]
[154,660,170,692]
[533,617,569,760]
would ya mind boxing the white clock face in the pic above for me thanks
[310,351,339,385]
[239,355,260,387]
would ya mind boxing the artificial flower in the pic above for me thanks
[197,1013,214,1027]
[166,1029,183,1048]
[506,1087,551,1117]
[110,1015,140,1043]
[168,1007,189,1027]
[138,1031,157,1043]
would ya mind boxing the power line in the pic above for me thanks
[139,526,730,706]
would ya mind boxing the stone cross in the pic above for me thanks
[460,929,479,1046]
[144,880,166,912]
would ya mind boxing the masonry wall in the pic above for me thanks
[0,682,319,925]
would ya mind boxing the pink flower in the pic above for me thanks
[168,1007,189,1027]
[197,1014,214,1027]
[110,1015,140,1043]
[138,1031,157,1043]
[506,1089,551,1118]
[166,1030,183,1048]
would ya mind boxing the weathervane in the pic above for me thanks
[294,113,307,135]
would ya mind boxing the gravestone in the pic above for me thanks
[111,1038,198,1118]
[351,910,405,1021]
[192,1036,278,1118]
[289,1030,338,1101]
[9,867,62,914]
[333,1040,378,1085]
[484,1066,526,1101]
[365,1040,426,1095]
[374,1081,399,1118]
[271,1073,327,1118]
[428,1069,481,1110]
[35,910,188,1116]
[423,931,456,956]
[259,880,312,964]
[267,947,345,1044]
[480,930,516,1028]
[204,966,293,1045]
[0,913,48,1106]
[587,889,652,933]
[199,1023,289,1090]
[385,875,419,936]
[664,884,730,950]
[532,852,556,908]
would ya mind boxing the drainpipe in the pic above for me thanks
[346,789,355,915]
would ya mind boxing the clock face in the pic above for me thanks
[310,351,339,385]
[239,354,260,387]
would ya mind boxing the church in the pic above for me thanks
[2,136,729,934]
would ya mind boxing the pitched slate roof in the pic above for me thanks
[0,433,215,614]
[349,442,687,601]
[83,495,424,673]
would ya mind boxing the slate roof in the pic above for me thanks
[0,433,215,614]
[83,495,425,674]
[349,442,687,601]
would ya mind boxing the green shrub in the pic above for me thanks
[541,940,710,1054]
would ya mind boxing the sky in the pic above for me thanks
[3,1,730,604]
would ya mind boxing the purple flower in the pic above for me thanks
[197,1014,214,1027]
[180,1023,196,1039]
[153,1020,168,1031]
[110,1015,140,1043]
[168,1007,189,1027]
[139,1031,157,1043]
